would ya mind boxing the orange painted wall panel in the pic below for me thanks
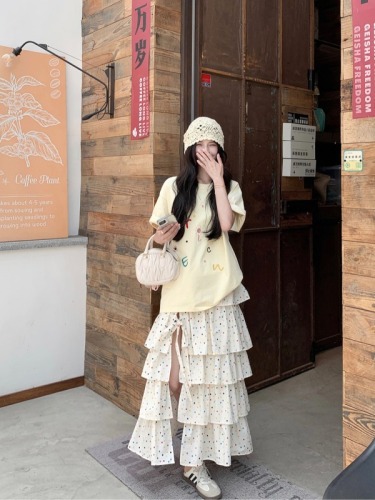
[0,45,68,242]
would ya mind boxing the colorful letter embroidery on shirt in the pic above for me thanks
[213,264,224,271]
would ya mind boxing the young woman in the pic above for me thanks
[129,117,253,499]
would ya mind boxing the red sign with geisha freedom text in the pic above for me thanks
[131,0,150,139]
[352,0,375,118]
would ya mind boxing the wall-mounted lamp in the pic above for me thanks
[2,41,115,121]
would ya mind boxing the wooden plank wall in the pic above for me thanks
[80,0,181,416]
[341,0,375,466]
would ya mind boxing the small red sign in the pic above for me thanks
[201,73,212,88]
[352,0,375,118]
[131,0,151,139]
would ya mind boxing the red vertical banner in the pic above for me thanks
[352,0,375,118]
[131,0,151,139]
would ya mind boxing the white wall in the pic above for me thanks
[0,1,86,397]
[0,244,87,395]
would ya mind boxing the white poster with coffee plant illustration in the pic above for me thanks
[0,45,68,242]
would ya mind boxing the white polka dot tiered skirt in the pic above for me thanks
[128,285,253,467]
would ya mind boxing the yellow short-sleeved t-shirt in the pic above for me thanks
[150,177,246,313]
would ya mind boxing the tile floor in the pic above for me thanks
[0,347,342,499]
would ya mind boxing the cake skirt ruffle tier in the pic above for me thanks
[128,285,253,467]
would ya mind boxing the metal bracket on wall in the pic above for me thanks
[105,63,115,119]
[6,41,115,121]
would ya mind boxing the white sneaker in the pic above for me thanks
[183,464,222,499]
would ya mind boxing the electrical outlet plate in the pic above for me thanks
[343,149,363,172]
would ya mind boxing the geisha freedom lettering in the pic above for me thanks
[352,0,375,118]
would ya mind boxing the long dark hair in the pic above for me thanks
[171,143,232,240]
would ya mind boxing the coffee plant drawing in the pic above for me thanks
[0,74,62,167]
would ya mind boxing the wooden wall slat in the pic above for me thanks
[86,323,148,369]
[87,288,151,329]
[153,49,181,74]
[85,375,142,418]
[82,176,153,197]
[85,364,144,412]
[343,404,375,449]
[83,18,131,52]
[153,90,181,114]
[82,194,153,216]
[343,273,375,313]
[342,176,375,209]
[87,300,156,344]
[87,304,149,346]
[153,27,181,52]
[87,213,151,238]
[83,0,121,18]
[82,116,130,141]
[154,5,181,33]
[82,155,154,176]
[342,48,352,81]
[342,208,375,244]
[154,152,180,171]
[344,372,375,421]
[113,77,132,116]
[343,241,375,278]
[153,70,181,93]
[341,79,351,112]
[343,338,375,382]
[82,80,111,109]
[117,378,145,411]
[341,16,352,49]
[87,267,150,303]
[154,112,180,135]
[154,0,181,12]
[85,230,146,256]
[342,111,375,144]
[82,38,131,71]
[343,306,375,345]
[117,358,145,395]
[87,247,136,274]
[82,1,125,36]
[82,136,152,158]
[114,57,132,79]
[154,133,181,155]
[85,342,117,373]
[340,0,351,18]
[344,437,366,467]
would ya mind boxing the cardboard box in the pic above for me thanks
[282,159,316,177]
[283,140,315,159]
[282,123,316,143]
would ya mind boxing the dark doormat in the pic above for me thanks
[86,431,319,499]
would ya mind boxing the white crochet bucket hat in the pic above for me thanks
[183,116,224,152]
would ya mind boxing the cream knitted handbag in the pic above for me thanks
[135,235,180,291]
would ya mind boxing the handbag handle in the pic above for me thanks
[144,234,168,255]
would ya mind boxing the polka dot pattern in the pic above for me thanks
[128,418,174,465]
[178,381,250,425]
[128,284,253,467]
[180,418,253,467]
